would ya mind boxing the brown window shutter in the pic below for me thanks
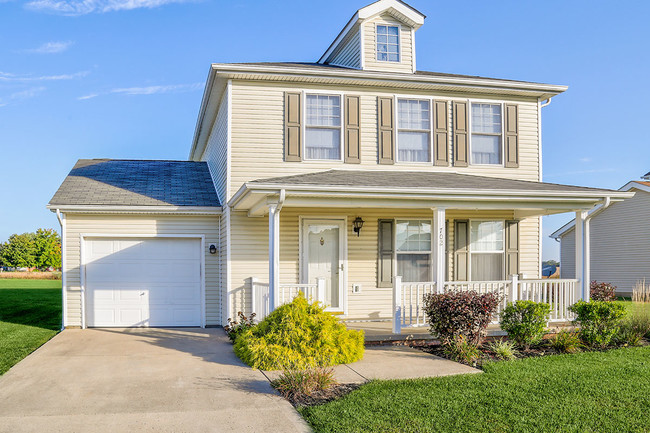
[377,219,394,287]
[505,220,520,276]
[504,104,519,168]
[345,95,361,163]
[284,92,302,162]
[454,220,469,281]
[433,100,449,166]
[453,101,469,167]
[377,96,395,164]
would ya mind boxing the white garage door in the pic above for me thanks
[85,237,202,327]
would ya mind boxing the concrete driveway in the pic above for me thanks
[0,328,309,433]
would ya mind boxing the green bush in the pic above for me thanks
[549,330,583,353]
[569,300,626,348]
[233,294,364,370]
[500,301,551,350]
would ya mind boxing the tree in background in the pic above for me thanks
[0,229,61,270]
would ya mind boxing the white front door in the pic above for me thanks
[302,219,345,312]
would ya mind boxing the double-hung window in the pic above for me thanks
[377,25,400,62]
[305,94,341,160]
[397,99,431,162]
[396,220,431,282]
[469,220,504,281]
[471,103,502,165]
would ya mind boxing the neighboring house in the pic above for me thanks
[48,0,632,330]
[551,173,650,297]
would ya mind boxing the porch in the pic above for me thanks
[228,170,632,332]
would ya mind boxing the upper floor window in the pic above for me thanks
[471,103,502,165]
[305,94,341,160]
[377,25,400,62]
[397,99,430,162]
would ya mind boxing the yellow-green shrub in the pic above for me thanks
[233,294,364,370]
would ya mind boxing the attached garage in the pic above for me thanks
[48,159,222,329]
[84,237,203,327]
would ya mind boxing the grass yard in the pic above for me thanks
[0,279,61,374]
[300,346,650,433]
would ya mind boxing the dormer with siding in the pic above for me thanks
[318,0,424,73]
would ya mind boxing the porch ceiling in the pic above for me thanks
[230,170,633,217]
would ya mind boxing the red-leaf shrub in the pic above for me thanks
[423,290,501,346]
[590,281,617,302]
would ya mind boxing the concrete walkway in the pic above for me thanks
[0,328,309,433]
[264,345,480,384]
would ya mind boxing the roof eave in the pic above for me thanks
[47,204,223,215]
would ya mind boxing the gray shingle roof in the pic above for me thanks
[49,159,220,207]
[248,170,618,194]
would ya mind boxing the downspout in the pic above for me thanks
[55,209,67,330]
[538,97,552,279]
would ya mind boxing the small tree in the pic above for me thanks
[34,228,61,269]
[0,233,37,268]
[500,301,551,350]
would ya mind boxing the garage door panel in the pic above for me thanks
[85,237,202,327]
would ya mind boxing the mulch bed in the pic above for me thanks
[278,383,361,408]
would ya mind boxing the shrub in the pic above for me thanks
[549,330,583,353]
[487,339,518,361]
[233,294,364,370]
[616,311,650,346]
[423,290,501,346]
[224,311,256,342]
[590,281,617,302]
[569,300,626,348]
[443,335,482,365]
[500,301,551,350]
[271,366,337,405]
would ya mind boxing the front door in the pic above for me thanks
[302,219,345,312]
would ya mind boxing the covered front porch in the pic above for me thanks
[228,170,632,333]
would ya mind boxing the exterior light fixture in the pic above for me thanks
[353,217,365,237]
[209,244,217,254]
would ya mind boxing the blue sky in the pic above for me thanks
[1,0,648,261]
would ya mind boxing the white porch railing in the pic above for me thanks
[392,275,579,333]
[249,277,325,321]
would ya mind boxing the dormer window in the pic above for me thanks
[376,25,400,62]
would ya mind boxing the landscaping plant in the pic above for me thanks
[569,300,626,348]
[616,310,650,346]
[233,293,364,370]
[443,335,482,364]
[423,290,501,347]
[590,281,617,302]
[271,365,337,405]
[499,301,551,350]
[549,330,583,353]
[224,311,256,342]
[632,279,650,303]
[487,339,518,360]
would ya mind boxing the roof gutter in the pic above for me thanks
[47,205,223,215]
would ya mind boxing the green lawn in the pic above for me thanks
[300,346,650,433]
[0,279,61,374]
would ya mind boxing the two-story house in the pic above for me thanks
[48,0,632,331]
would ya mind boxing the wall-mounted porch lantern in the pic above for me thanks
[353,217,365,237]
[209,244,217,254]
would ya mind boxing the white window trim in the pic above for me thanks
[467,219,506,281]
[393,95,434,164]
[395,219,434,282]
[302,89,345,162]
[376,24,401,63]
[468,99,505,167]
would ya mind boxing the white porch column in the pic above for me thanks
[432,207,446,294]
[584,215,591,302]
[575,210,587,301]
[268,202,282,311]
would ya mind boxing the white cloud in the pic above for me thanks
[25,41,73,54]
[579,157,592,163]
[78,82,202,100]
[0,86,46,107]
[0,70,89,82]
[25,0,196,16]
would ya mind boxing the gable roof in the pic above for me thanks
[48,159,220,210]
[550,180,650,239]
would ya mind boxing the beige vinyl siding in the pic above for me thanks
[229,208,540,320]
[560,188,650,296]
[201,85,229,204]
[62,214,221,327]
[229,80,540,200]
[363,14,414,73]
[328,27,362,69]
